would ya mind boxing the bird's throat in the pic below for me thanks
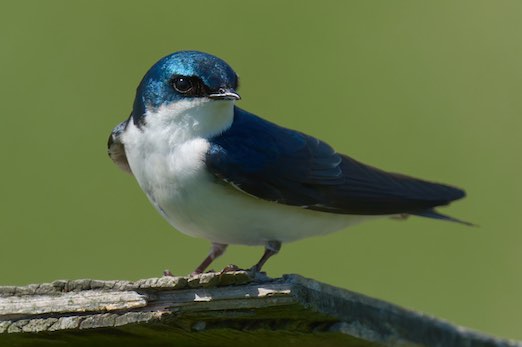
[145,99,235,142]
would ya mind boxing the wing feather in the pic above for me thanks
[108,120,132,174]
[206,107,465,215]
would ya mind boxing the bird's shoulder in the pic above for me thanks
[207,107,342,185]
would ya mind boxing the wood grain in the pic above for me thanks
[0,272,519,347]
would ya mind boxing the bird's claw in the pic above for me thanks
[217,264,242,276]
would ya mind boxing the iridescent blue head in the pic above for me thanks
[132,50,240,125]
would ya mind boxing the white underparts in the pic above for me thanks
[122,98,370,246]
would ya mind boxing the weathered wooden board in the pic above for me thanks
[0,272,520,347]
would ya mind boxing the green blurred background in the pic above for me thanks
[1,0,521,340]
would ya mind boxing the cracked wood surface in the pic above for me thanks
[0,272,520,347]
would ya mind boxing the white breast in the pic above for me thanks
[122,99,369,246]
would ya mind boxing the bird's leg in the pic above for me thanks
[250,240,281,273]
[390,213,410,220]
[192,243,228,275]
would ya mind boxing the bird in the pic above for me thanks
[108,50,470,275]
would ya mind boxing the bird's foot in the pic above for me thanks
[390,213,410,220]
[218,264,242,275]
[188,265,238,277]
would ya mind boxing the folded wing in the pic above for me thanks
[206,107,466,216]
[108,119,132,174]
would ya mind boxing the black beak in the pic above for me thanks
[208,88,241,100]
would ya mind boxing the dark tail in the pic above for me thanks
[413,209,475,227]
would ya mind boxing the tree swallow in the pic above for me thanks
[108,50,470,274]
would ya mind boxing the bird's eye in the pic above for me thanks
[172,77,193,93]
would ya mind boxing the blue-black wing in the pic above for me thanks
[205,107,466,216]
[108,119,132,174]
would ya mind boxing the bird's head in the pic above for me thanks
[132,50,240,126]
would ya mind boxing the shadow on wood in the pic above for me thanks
[0,272,520,347]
